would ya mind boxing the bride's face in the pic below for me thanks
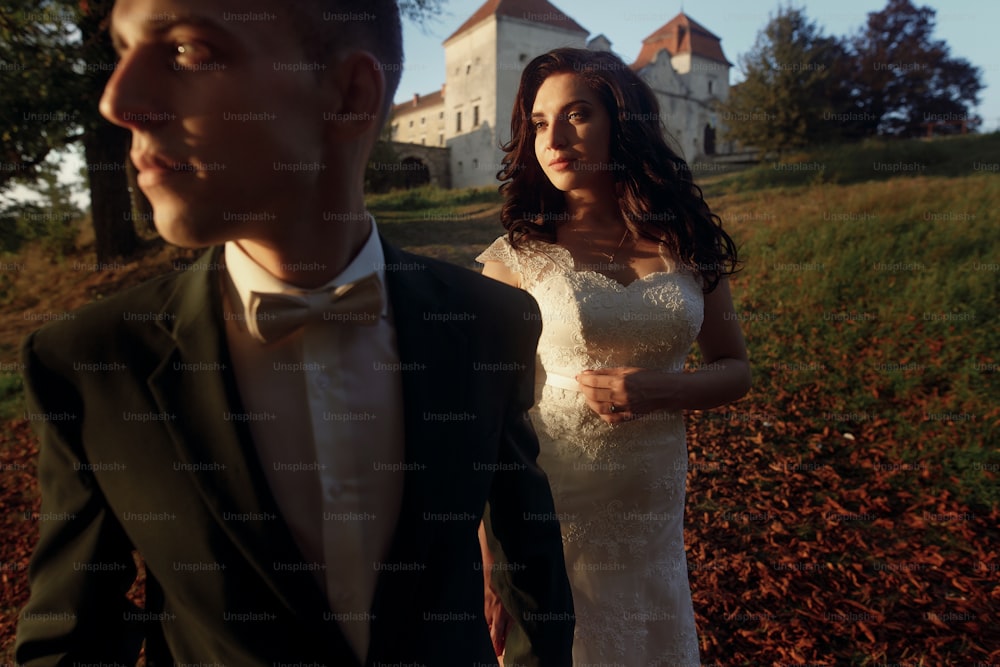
[531,72,615,193]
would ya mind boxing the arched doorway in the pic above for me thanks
[400,157,431,189]
[703,123,716,156]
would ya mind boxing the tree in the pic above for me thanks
[365,114,406,194]
[0,155,83,256]
[0,1,86,190]
[77,0,140,261]
[399,0,446,23]
[850,0,983,137]
[720,6,852,156]
[1,0,138,263]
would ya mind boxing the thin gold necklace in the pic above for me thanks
[562,226,631,264]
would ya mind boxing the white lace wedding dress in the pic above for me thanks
[478,236,704,666]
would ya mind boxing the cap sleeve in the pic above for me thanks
[476,235,520,275]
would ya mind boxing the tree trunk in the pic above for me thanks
[84,121,138,264]
[125,153,156,232]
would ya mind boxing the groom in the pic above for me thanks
[14,0,573,665]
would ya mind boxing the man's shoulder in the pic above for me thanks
[383,244,540,341]
[388,245,532,303]
[23,262,194,359]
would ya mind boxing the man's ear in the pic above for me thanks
[322,51,385,141]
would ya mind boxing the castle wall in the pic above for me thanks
[392,99,447,146]
[443,18,501,188]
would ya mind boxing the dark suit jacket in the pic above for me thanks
[15,241,574,666]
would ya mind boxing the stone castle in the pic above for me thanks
[390,0,733,189]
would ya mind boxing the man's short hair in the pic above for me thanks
[289,0,403,125]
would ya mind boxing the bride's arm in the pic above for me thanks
[482,260,522,289]
[657,277,751,409]
[576,277,751,421]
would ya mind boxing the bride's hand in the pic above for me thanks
[484,580,512,657]
[576,367,658,423]
[479,522,511,657]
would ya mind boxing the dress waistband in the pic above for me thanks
[539,370,580,393]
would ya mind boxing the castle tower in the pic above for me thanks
[632,13,732,159]
[442,0,588,188]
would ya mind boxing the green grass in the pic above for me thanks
[369,184,505,270]
[0,372,25,421]
[367,184,500,211]
[703,132,1000,195]
[709,138,1000,509]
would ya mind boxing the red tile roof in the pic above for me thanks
[445,0,587,43]
[392,89,445,116]
[632,13,731,70]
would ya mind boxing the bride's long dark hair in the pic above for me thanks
[498,48,739,292]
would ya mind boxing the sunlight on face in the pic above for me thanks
[100,0,328,248]
[531,72,615,194]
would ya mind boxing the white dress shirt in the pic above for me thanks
[222,217,404,661]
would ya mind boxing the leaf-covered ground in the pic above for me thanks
[684,410,998,663]
[4,412,997,663]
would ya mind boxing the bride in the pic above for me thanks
[478,48,751,665]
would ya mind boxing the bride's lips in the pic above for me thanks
[131,152,194,189]
[548,157,576,171]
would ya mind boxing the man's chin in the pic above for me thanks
[151,212,225,249]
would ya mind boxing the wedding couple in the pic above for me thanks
[15,1,748,665]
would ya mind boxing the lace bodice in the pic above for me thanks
[478,235,704,387]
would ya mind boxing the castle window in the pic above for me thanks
[708,80,714,95]
[439,111,444,119]
[458,161,463,172]
[473,158,479,169]
[421,116,425,124]
[457,111,462,132]
[408,120,413,128]
[439,134,444,146]
[466,64,471,75]
[473,105,480,127]
[421,137,426,145]
[519,53,527,63]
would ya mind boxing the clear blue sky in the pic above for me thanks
[397,0,1000,131]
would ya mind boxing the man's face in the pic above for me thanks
[101,0,334,248]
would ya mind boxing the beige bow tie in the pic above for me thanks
[246,273,383,343]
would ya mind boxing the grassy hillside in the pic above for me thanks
[703,132,1000,194]
[712,171,999,509]
[689,135,998,662]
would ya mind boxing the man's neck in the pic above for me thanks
[236,206,373,288]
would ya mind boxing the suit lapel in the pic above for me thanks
[144,249,341,643]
